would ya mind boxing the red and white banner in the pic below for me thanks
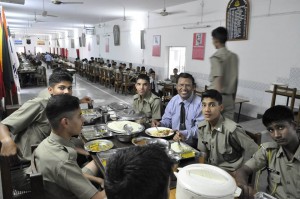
[192,33,206,60]
[152,35,161,57]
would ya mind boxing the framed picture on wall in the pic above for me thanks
[82,33,86,47]
[105,38,109,52]
[192,33,206,60]
[96,34,100,45]
[152,35,161,57]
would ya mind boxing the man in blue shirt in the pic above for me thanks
[45,52,53,69]
[152,73,204,147]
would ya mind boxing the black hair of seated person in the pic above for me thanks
[105,145,173,199]
[176,72,196,86]
[46,95,80,130]
[212,26,228,44]
[48,70,73,87]
[262,105,295,127]
[136,74,150,83]
[201,89,223,105]
[141,66,146,71]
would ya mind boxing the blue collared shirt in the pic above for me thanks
[160,94,204,144]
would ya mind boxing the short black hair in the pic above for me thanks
[262,105,294,127]
[212,27,228,44]
[150,70,155,74]
[48,71,73,87]
[105,145,173,199]
[136,74,150,83]
[201,89,222,104]
[176,72,196,86]
[45,95,80,130]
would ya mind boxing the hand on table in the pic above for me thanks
[151,120,160,127]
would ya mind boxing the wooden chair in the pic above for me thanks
[271,85,297,110]
[105,69,113,88]
[91,66,99,83]
[35,67,47,86]
[99,68,105,85]
[0,143,45,199]
[114,72,122,93]
[121,73,135,95]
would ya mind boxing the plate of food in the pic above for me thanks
[131,136,152,146]
[81,125,114,141]
[84,139,114,153]
[145,127,174,138]
[170,141,196,159]
[106,121,144,134]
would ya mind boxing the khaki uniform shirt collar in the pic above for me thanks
[135,92,152,103]
[48,132,75,148]
[208,115,224,133]
[277,144,300,161]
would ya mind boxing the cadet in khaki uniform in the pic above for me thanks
[236,105,300,199]
[198,90,257,172]
[133,74,161,124]
[34,95,105,199]
[208,27,238,120]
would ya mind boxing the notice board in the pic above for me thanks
[226,0,249,40]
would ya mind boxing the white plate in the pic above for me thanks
[106,121,144,134]
[145,127,174,138]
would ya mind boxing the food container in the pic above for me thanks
[132,136,152,146]
[81,124,113,141]
[108,102,128,111]
[116,109,145,121]
[175,164,241,199]
[84,139,114,153]
[107,121,144,143]
[145,127,174,138]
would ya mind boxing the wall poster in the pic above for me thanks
[192,33,206,60]
[152,35,161,57]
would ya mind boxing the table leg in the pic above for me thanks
[237,102,242,123]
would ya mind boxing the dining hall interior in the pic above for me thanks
[1,0,300,199]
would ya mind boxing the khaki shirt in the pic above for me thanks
[245,142,300,199]
[209,47,239,95]
[133,92,161,120]
[197,116,258,171]
[1,97,50,162]
[34,133,98,199]
[37,88,51,99]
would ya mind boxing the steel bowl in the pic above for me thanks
[146,138,171,150]
[115,132,141,142]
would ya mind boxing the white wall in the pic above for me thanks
[42,0,300,117]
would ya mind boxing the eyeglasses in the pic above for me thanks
[177,84,193,89]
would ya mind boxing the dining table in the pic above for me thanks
[80,111,199,199]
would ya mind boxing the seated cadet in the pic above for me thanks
[37,68,93,105]
[133,74,161,125]
[34,95,105,199]
[105,145,173,199]
[0,71,85,190]
[170,68,178,83]
[149,70,159,96]
[197,89,258,173]
[236,105,300,199]
[152,73,204,148]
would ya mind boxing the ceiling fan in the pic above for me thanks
[157,0,185,16]
[40,0,57,17]
[51,0,83,5]
[32,12,45,23]
[121,7,134,21]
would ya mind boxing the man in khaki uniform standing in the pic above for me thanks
[236,105,300,199]
[133,74,161,125]
[198,90,257,173]
[209,27,239,120]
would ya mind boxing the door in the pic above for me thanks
[168,47,186,79]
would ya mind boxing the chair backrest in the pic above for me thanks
[0,143,45,199]
[271,85,297,110]
[30,149,45,199]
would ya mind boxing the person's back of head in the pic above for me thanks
[212,26,228,44]
[48,71,73,87]
[45,95,80,130]
[136,74,150,83]
[262,105,294,127]
[201,89,223,105]
[105,145,173,199]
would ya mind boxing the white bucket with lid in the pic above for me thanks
[175,164,241,199]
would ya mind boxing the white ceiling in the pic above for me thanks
[0,0,197,36]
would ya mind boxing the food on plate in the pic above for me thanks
[81,109,94,114]
[85,141,113,152]
[107,121,143,133]
[171,142,192,153]
[150,129,173,137]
